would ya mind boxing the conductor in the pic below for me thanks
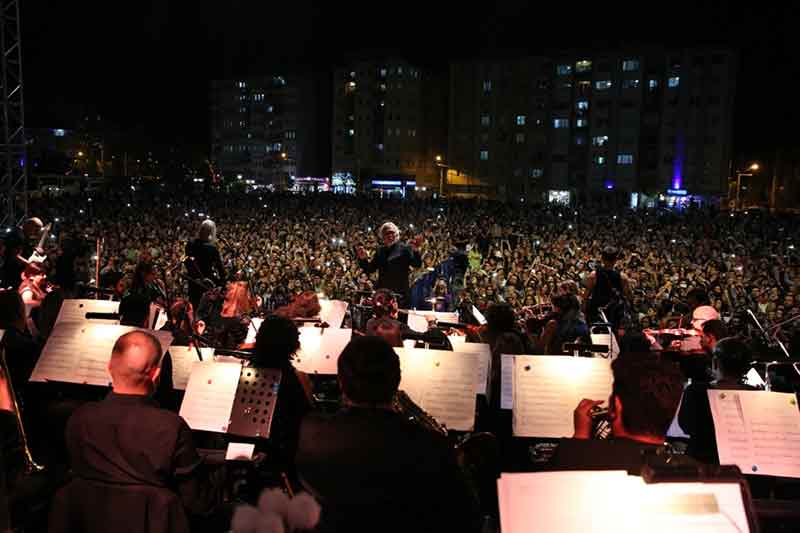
[356,222,422,307]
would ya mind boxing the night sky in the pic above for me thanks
[21,1,800,163]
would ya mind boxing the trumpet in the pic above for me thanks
[0,345,44,474]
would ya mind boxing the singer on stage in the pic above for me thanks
[185,219,225,310]
[356,222,422,307]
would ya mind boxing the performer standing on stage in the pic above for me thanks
[356,222,422,306]
[1,218,44,290]
[185,219,225,311]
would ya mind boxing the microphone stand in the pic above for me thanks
[748,309,790,359]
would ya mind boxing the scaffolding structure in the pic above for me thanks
[0,0,26,228]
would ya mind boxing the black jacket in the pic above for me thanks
[296,407,480,533]
[65,392,222,517]
[358,242,422,300]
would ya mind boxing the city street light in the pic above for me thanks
[735,162,759,210]
[434,155,448,198]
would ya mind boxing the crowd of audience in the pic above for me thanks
[2,186,800,532]
[25,187,800,336]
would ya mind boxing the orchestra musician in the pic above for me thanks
[552,355,685,474]
[119,261,165,328]
[196,280,253,349]
[1,217,44,290]
[185,219,225,311]
[535,293,589,355]
[63,331,225,525]
[295,336,481,533]
[18,262,50,337]
[356,222,422,307]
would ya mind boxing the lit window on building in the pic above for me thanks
[617,154,634,165]
[377,144,384,151]
[622,59,640,72]
[575,118,587,127]
[648,79,659,90]
[515,133,525,144]
[397,66,403,74]
[576,100,589,111]
[480,150,489,161]
[481,114,491,127]
[483,80,492,93]
[395,128,400,136]
[529,168,543,178]
[668,76,680,88]
[622,79,640,89]
[553,118,569,129]
[575,60,592,73]
[516,115,526,125]
[348,129,354,136]
[594,155,606,165]
[346,81,357,94]
[595,80,612,90]
[592,135,609,146]
[556,64,572,75]
[575,136,587,145]
[53,129,65,137]
[379,67,387,77]
[237,81,246,88]
[239,120,246,128]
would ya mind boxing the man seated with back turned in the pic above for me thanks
[550,354,684,474]
[296,336,480,533]
[64,331,223,519]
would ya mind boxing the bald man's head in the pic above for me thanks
[22,218,43,238]
[108,331,163,392]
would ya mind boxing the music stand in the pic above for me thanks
[179,361,282,439]
[228,367,281,439]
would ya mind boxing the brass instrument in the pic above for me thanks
[392,390,448,437]
[0,343,44,473]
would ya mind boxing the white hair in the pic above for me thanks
[379,222,399,238]
[198,219,217,242]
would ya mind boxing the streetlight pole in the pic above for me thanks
[734,163,759,211]
[435,155,448,198]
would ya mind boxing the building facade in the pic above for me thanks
[448,48,737,203]
[210,72,329,188]
[331,59,447,196]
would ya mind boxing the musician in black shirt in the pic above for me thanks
[296,336,480,533]
[1,218,43,290]
[64,331,223,519]
[185,219,225,310]
[551,355,684,474]
[583,246,631,327]
[356,222,422,307]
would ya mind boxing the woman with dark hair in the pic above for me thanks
[251,315,314,475]
[537,293,589,355]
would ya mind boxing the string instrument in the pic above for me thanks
[27,223,51,263]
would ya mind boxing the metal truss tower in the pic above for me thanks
[0,0,26,228]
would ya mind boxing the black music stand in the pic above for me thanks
[228,367,281,439]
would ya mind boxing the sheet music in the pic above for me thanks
[168,346,217,390]
[421,351,480,431]
[395,347,429,401]
[179,361,242,433]
[244,317,263,346]
[294,327,352,374]
[225,442,255,461]
[449,339,491,395]
[512,356,613,438]
[404,310,459,333]
[406,313,429,333]
[708,389,800,478]
[319,299,348,328]
[30,323,173,386]
[498,471,750,533]
[55,299,119,326]
[500,354,515,409]
[395,347,481,431]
